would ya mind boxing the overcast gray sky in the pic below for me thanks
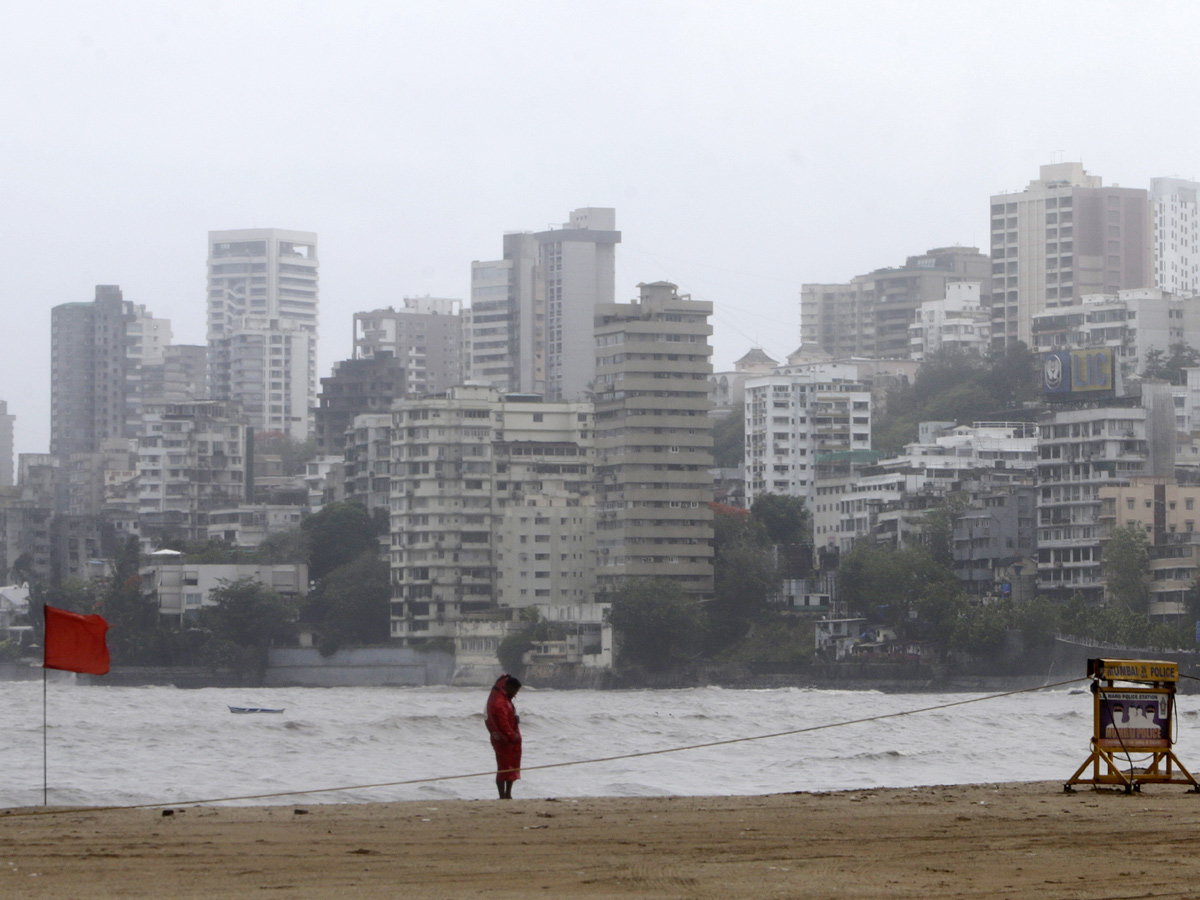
[3,0,1198,458]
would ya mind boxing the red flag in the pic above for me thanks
[44,605,110,675]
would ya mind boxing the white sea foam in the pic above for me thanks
[3,681,1194,808]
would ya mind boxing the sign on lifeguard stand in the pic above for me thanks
[1065,658,1199,793]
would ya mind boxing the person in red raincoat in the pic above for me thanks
[485,674,522,799]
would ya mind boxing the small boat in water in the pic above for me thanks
[228,706,285,714]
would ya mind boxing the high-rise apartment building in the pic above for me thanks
[908,282,991,359]
[137,400,250,549]
[0,400,12,487]
[989,163,1152,350]
[466,233,542,393]
[467,208,619,400]
[1150,177,1200,297]
[141,345,207,407]
[342,413,393,517]
[1036,387,1175,602]
[800,247,992,359]
[1030,287,1197,382]
[542,208,620,400]
[594,282,714,599]
[206,229,318,441]
[388,385,594,643]
[352,297,462,396]
[314,354,406,456]
[744,365,872,504]
[51,285,172,458]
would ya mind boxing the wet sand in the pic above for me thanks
[5,782,1200,899]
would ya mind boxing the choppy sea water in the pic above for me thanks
[5,680,1200,808]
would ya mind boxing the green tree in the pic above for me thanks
[710,513,778,650]
[255,528,309,564]
[300,502,382,583]
[302,552,391,655]
[711,404,745,468]
[1142,342,1200,385]
[201,578,295,680]
[951,600,1011,657]
[920,493,970,570]
[1013,596,1061,650]
[11,552,36,586]
[1103,523,1151,614]
[606,578,706,672]
[873,346,1038,454]
[838,543,957,629]
[750,493,810,546]
[989,341,1039,405]
[100,537,163,665]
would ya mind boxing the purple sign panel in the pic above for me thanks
[1098,690,1170,749]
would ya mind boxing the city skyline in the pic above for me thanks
[7,2,1200,456]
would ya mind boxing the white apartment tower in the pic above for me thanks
[908,282,990,359]
[389,386,594,643]
[1150,177,1200,296]
[467,209,620,401]
[466,233,543,393]
[206,229,319,441]
[744,365,872,505]
[989,163,1152,351]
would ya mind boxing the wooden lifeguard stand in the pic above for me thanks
[1065,658,1199,793]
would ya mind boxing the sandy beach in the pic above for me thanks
[5,781,1200,899]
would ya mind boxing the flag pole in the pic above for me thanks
[43,664,48,806]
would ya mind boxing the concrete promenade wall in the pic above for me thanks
[265,647,456,687]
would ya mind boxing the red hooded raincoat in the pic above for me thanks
[485,674,522,780]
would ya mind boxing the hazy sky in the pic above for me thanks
[4,0,1199,458]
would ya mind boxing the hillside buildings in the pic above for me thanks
[908,282,991,359]
[812,421,1037,555]
[1030,288,1200,382]
[989,163,1153,351]
[341,412,393,518]
[1099,477,1200,618]
[141,552,308,622]
[314,354,406,456]
[141,344,207,407]
[136,400,250,549]
[744,365,872,503]
[352,297,463,396]
[206,229,319,441]
[388,386,595,644]
[800,247,992,359]
[466,234,543,393]
[1035,388,1176,602]
[50,285,173,458]
[594,282,715,599]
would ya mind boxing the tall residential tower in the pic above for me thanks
[206,229,319,440]
[50,285,172,458]
[467,208,620,400]
[594,282,715,599]
[989,163,1152,350]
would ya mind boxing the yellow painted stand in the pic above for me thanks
[1065,658,1199,793]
